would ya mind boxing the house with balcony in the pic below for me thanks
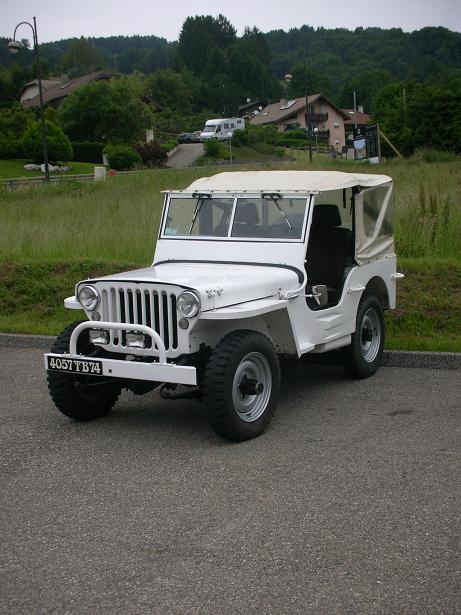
[250,94,350,150]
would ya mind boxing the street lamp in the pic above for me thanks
[313,127,319,153]
[8,17,50,182]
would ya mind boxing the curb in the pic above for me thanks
[1,332,460,370]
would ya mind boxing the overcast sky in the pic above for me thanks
[2,0,460,43]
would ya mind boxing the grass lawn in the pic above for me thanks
[0,157,460,350]
[0,159,96,179]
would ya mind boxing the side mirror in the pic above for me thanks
[312,285,328,307]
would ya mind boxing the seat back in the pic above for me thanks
[306,204,352,293]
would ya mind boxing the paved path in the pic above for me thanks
[166,143,204,168]
[0,347,459,614]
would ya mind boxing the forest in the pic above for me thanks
[0,17,461,155]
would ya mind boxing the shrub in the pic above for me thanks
[203,138,221,158]
[231,129,249,147]
[21,120,73,163]
[161,139,178,153]
[410,148,458,164]
[274,136,308,148]
[134,141,168,167]
[0,136,23,159]
[71,141,105,163]
[103,144,142,170]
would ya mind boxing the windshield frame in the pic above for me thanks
[160,193,312,243]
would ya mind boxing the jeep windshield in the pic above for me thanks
[162,196,308,240]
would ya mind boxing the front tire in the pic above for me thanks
[47,321,121,421]
[341,294,385,378]
[202,331,280,442]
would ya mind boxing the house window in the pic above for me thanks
[333,122,340,128]
[224,123,229,129]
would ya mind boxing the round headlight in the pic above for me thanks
[177,290,200,318]
[78,285,100,311]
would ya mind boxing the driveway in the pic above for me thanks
[166,143,204,168]
[0,346,459,614]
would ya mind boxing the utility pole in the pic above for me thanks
[304,62,312,162]
[353,90,357,128]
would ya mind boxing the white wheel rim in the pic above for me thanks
[360,308,381,363]
[232,352,272,422]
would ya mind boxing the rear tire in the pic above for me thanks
[341,294,385,378]
[47,321,121,420]
[202,331,280,442]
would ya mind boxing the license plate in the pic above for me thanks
[46,355,103,376]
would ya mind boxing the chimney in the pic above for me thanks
[358,104,364,113]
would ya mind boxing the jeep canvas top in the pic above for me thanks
[45,170,403,441]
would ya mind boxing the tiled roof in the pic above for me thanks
[23,71,114,107]
[251,94,350,126]
[342,109,370,125]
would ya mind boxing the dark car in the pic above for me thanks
[178,132,194,144]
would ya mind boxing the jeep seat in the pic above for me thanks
[305,204,352,307]
[232,203,264,237]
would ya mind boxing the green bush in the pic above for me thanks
[231,129,249,147]
[71,141,105,163]
[410,148,458,164]
[134,142,168,167]
[162,138,178,153]
[0,136,23,159]
[21,120,73,163]
[103,144,142,170]
[203,138,221,158]
[275,137,308,147]
[282,129,308,140]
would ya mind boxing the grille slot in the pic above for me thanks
[100,284,178,351]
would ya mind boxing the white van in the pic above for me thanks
[200,118,245,141]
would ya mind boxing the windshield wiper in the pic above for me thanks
[189,194,211,234]
[262,193,293,230]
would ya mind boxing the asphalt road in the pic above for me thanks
[166,143,204,168]
[1,346,459,615]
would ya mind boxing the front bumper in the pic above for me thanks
[44,320,196,386]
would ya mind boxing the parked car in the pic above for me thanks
[45,170,403,442]
[178,132,195,144]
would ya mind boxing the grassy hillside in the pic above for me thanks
[1,157,460,350]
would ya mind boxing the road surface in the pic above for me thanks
[0,346,459,614]
[166,143,204,168]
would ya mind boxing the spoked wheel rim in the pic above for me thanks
[232,352,272,422]
[360,308,382,363]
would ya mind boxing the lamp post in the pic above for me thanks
[313,127,319,153]
[8,17,50,182]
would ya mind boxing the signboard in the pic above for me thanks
[365,124,380,160]
[353,123,381,162]
[353,127,367,160]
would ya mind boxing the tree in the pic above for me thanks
[287,62,332,98]
[373,76,461,155]
[21,120,73,162]
[145,68,197,112]
[338,68,396,111]
[58,79,148,143]
[60,38,105,76]
[178,14,236,75]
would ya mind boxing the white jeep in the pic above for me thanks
[45,170,403,441]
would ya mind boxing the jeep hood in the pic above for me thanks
[89,262,300,311]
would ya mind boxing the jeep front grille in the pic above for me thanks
[98,283,178,351]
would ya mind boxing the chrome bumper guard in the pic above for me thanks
[44,321,196,386]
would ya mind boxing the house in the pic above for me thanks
[342,108,370,145]
[20,79,63,104]
[21,71,114,109]
[250,94,351,149]
[238,100,264,118]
